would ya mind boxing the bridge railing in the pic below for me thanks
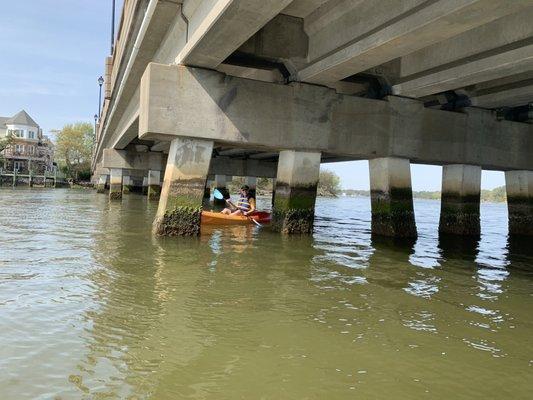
[97,0,142,145]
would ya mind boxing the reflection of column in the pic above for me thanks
[505,170,533,236]
[439,164,481,235]
[153,137,213,236]
[438,234,479,262]
[109,168,123,200]
[369,157,417,238]
[506,235,533,271]
[147,170,161,201]
[272,150,320,234]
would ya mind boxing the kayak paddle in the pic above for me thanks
[213,188,225,200]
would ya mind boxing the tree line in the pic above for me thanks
[54,122,94,181]
[343,187,507,202]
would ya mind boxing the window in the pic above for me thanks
[28,145,34,155]
[28,131,35,139]
[15,144,24,153]
[7,129,23,137]
[13,161,24,171]
[15,130,23,137]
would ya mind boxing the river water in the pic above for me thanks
[0,188,532,399]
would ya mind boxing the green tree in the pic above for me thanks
[55,122,94,180]
[0,133,14,166]
[318,169,341,196]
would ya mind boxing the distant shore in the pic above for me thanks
[340,186,507,203]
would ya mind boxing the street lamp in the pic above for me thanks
[94,114,98,140]
[98,76,104,118]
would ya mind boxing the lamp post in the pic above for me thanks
[111,0,116,54]
[98,76,104,119]
[94,114,98,140]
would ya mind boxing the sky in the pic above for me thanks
[325,161,505,191]
[0,1,505,190]
[0,0,116,134]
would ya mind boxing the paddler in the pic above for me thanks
[221,185,256,216]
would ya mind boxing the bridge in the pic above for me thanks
[92,0,533,237]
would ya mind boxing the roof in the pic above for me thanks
[5,110,39,128]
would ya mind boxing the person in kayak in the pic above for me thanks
[221,185,256,216]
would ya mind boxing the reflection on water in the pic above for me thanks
[0,189,532,399]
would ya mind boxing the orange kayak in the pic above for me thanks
[201,211,271,225]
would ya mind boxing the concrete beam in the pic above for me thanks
[208,157,277,178]
[298,0,530,84]
[400,8,533,78]
[176,0,293,68]
[103,148,163,171]
[139,63,533,170]
[394,44,533,98]
[471,82,533,109]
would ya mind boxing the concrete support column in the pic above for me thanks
[439,164,481,235]
[147,170,161,201]
[153,137,214,236]
[272,178,276,206]
[122,175,133,194]
[109,168,123,200]
[142,176,148,195]
[245,176,257,198]
[272,150,321,234]
[505,170,533,236]
[96,174,108,193]
[214,174,229,205]
[369,157,417,238]
[203,179,211,200]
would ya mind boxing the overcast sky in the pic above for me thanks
[0,1,505,190]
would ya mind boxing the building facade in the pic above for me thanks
[0,110,55,174]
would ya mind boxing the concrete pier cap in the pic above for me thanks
[272,150,321,234]
[153,137,214,236]
[439,164,482,236]
[368,157,417,238]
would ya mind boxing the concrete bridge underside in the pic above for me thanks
[93,0,533,237]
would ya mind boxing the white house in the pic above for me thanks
[0,110,55,173]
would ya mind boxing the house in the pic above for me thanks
[0,110,55,174]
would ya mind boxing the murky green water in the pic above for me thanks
[1,188,532,399]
